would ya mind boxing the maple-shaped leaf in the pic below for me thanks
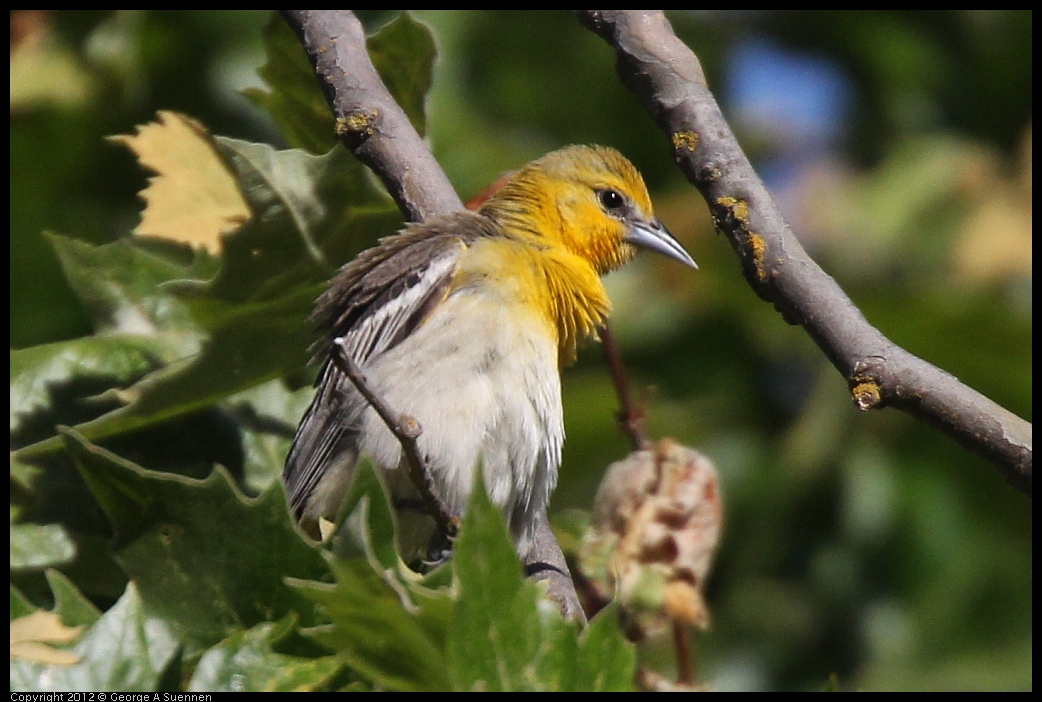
[111,111,251,253]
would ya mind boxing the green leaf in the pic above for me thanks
[45,569,103,629]
[574,605,636,691]
[9,571,102,653]
[228,379,315,494]
[11,232,211,448]
[330,458,400,572]
[451,467,526,605]
[293,555,453,691]
[10,581,179,693]
[13,302,315,460]
[445,472,634,691]
[11,585,35,620]
[367,13,436,137]
[447,468,525,690]
[244,13,339,154]
[188,620,345,692]
[10,522,76,571]
[61,428,330,654]
[288,463,451,691]
[246,13,436,150]
[15,139,401,460]
[47,232,214,340]
[10,333,167,437]
[447,469,575,691]
[204,135,396,297]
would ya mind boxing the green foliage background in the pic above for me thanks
[10,10,1031,691]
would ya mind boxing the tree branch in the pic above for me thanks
[600,324,650,452]
[577,10,1031,497]
[280,10,462,222]
[282,10,584,617]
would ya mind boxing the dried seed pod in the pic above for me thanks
[583,438,722,634]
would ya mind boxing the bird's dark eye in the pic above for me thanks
[598,189,625,212]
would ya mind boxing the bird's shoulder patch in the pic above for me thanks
[315,211,500,364]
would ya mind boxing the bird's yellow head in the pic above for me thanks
[481,144,696,274]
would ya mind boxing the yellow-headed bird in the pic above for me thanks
[284,145,696,559]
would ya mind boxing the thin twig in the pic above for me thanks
[673,622,694,686]
[329,338,457,541]
[577,10,1031,496]
[600,323,650,451]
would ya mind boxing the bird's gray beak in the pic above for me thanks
[625,218,697,269]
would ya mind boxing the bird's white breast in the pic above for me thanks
[359,288,564,557]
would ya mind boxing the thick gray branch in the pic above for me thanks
[577,10,1030,496]
[280,10,462,222]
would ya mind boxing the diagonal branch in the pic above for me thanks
[576,10,1031,497]
[280,10,462,222]
[330,337,457,541]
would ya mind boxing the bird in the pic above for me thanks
[283,144,696,562]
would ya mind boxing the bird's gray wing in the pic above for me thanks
[283,214,496,520]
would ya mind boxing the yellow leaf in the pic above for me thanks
[111,110,251,253]
[9,610,83,665]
